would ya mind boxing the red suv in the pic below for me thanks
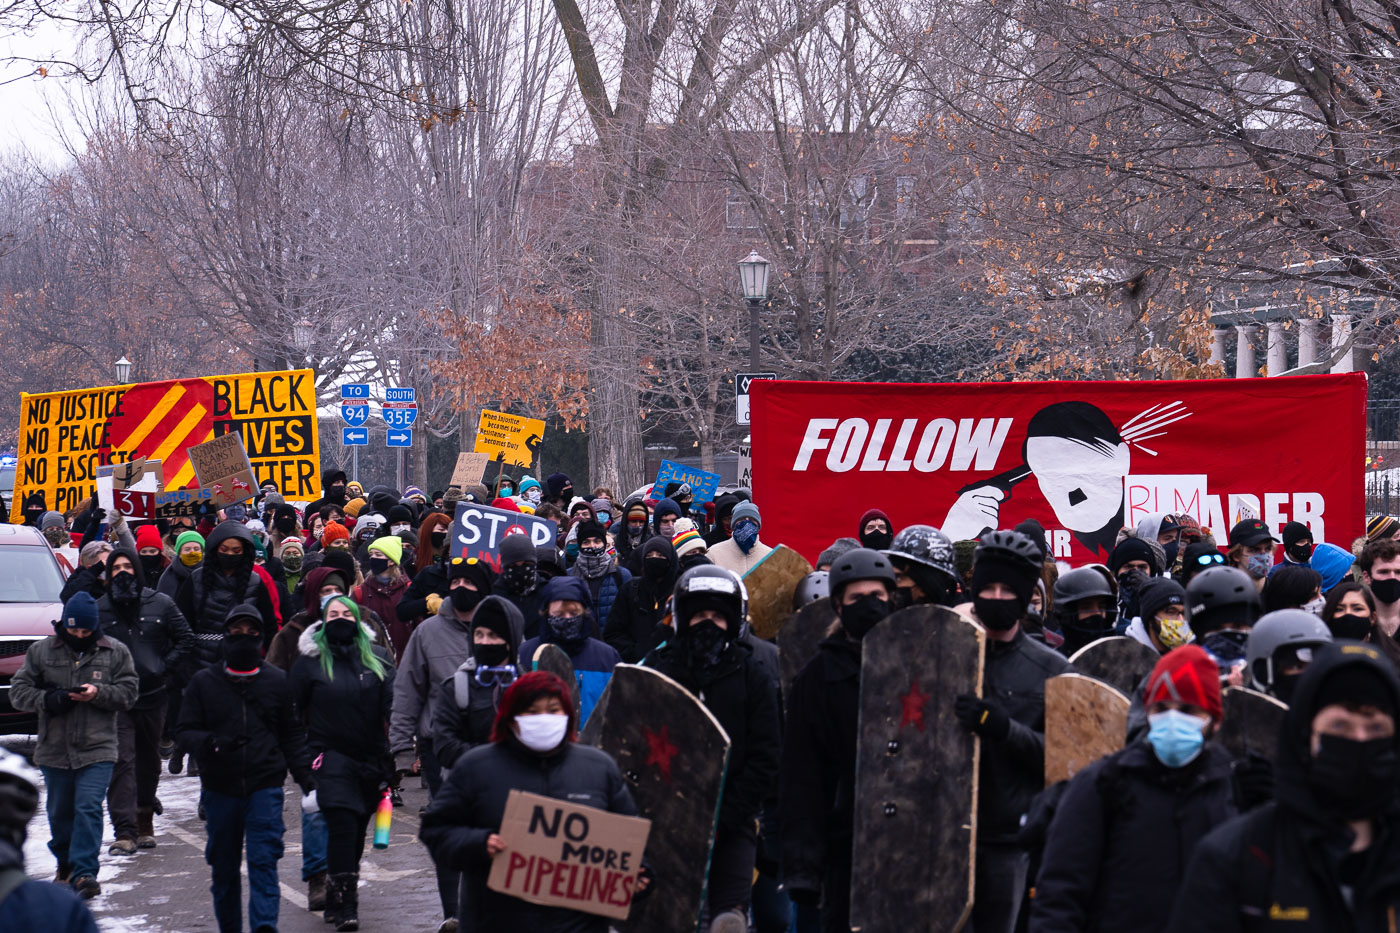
[0,523,68,733]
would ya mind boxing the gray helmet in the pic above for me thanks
[884,525,957,583]
[1246,609,1332,694]
[673,565,747,635]
[1186,566,1262,635]
[974,529,1044,571]
[1052,567,1116,607]
[793,571,830,610]
[828,548,897,601]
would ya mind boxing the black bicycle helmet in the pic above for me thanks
[829,548,897,601]
[673,565,747,634]
[1186,566,1263,635]
[793,571,831,610]
[974,529,1044,571]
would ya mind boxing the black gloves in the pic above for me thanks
[44,688,76,714]
[955,694,1011,740]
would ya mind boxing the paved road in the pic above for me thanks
[5,737,448,933]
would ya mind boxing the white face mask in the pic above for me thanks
[1302,595,1326,616]
[525,488,542,504]
[391,524,410,535]
[514,713,569,752]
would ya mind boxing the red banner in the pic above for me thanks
[750,374,1366,566]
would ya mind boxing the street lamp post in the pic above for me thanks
[115,356,132,383]
[737,250,771,370]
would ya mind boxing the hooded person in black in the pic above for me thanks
[97,547,195,851]
[490,535,547,641]
[430,597,526,771]
[613,496,651,570]
[303,470,349,526]
[1166,641,1400,933]
[175,521,278,663]
[604,535,679,663]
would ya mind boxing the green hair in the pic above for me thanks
[313,595,386,682]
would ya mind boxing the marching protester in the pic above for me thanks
[1167,641,1400,931]
[710,501,772,575]
[419,671,643,932]
[0,747,101,931]
[673,517,713,572]
[1031,645,1235,933]
[491,534,547,640]
[1125,577,1192,654]
[398,512,455,628]
[1358,537,1400,637]
[568,519,630,634]
[614,496,651,569]
[644,566,780,932]
[355,536,411,663]
[430,596,525,772]
[1243,610,1332,704]
[1046,567,1118,655]
[97,548,195,853]
[9,593,140,899]
[855,508,893,551]
[289,595,396,930]
[175,521,280,660]
[605,534,680,663]
[157,529,204,598]
[883,524,959,608]
[175,602,315,933]
[518,576,621,720]
[1319,582,1400,666]
[1225,518,1278,591]
[1184,566,1263,680]
[954,530,1073,933]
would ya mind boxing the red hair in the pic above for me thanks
[491,671,577,744]
[416,513,453,574]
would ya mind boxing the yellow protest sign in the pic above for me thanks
[474,409,545,468]
[12,369,321,520]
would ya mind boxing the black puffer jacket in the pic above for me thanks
[289,620,396,815]
[175,522,277,661]
[174,660,313,798]
[420,738,637,933]
[645,634,781,835]
[604,537,679,663]
[979,627,1074,842]
[96,547,196,707]
[1166,643,1400,933]
[430,597,526,771]
[1031,740,1238,933]
[779,635,861,896]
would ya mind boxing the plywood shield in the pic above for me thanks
[1044,673,1130,786]
[851,605,985,933]
[1219,687,1288,763]
[1068,636,1161,698]
[777,599,839,699]
[743,545,814,640]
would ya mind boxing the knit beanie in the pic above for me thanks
[1110,537,1158,576]
[387,504,414,526]
[546,473,572,499]
[277,537,304,557]
[344,497,366,518]
[1143,645,1222,721]
[59,591,101,635]
[1367,515,1400,543]
[321,521,351,548]
[492,498,521,513]
[449,556,495,592]
[575,520,608,546]
[1315,662,1396,718]
[732,501,761,528]
[518,476,542,495]
[953,539,978,580]
[499,533,538,566]
[818,537,861,569]
[1014,519,1049,562]
[443,487,465,510]
[626,501,650,522]
[135,524,164,552]
[41,511,66,532]
[369,536,403,567]
[175,530,205,553]
[1137,577,1187,622]
[672,518,706,558]
[470,598,515,645]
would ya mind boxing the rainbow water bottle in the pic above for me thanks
[373,788,393,849]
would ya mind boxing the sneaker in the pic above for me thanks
[109,838,137,856]
[390,787,403,808]
[436,920,459,933]
[72,875,101,899]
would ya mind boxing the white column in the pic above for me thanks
[1298,319,1319,367]
[1210,328,1229,367]
[1331,313,1354,373]
[1266,321,1287,376]
[1235,325,1258,378]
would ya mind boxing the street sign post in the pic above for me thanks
[339,385,372,482]
[383,388,417,488]
[736,372,776,426]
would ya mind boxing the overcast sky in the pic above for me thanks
[2,23,84,165]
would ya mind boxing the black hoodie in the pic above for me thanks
[428,597,526,771]
[1166,642,1400,933]
[175,521,277,659]
[95,546,196,705]
[603,536,679,663]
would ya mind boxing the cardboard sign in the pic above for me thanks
[474,409,546,468]
[750,374,1366,565]
[95,458,164,519]
[652,460,722,510]
[487,790,651,921]
[451,501,558,570]
[188,434,258,508]
[450,452,490,488]
[11,369,321,521]
[154,487,218,519]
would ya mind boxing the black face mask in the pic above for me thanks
[1163,540,1180,569]
[975,596,1023,632]
[627,524,645,544]
[139,553,165,582]
[275,518,297,535]
[890,586,914,612]
[644,557,670,582]
[369,556,391,576]
[860,529,893,552]
[216,551,245,573]
[57,628,99,653]
[324,618,358,645]
[431,531,448,551]
[1287,543,1314,563]
[559,487,574,503]
[1273,672,1302,705]
[222,633,262,672]
[474,641,511,667]
[451,587,483,614]
[1308,734,1400,819]
[545,614,588,651]
[1201,629,1249,663]
[1371,578,1400,606]
[684,620,729,669]
[326,486,347,504]
[1330,613,1374,641]
[1063,612,1113,646]
[503,563,537,594]
[841,593,892,641]
[110,571,141,604]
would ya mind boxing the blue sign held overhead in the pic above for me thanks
[340,402,369,427]
[653,460,722,511]
[342,426,368,446]
[340,383,371,400]
[385,387,416,403]
[387,429,413,448]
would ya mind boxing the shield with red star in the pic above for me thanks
[1043,673,1130,786]
[851,604,984,932]
[579,664,730,933]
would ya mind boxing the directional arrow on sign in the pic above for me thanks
[387,429,413,448]
[342,427,368,446]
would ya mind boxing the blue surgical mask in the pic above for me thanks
[1147,709,1208,768]
[733,521,759,554]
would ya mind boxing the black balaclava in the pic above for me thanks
[970,553,1037,633]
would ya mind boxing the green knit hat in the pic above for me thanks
[176,530,205,552]
[369,535,403,567]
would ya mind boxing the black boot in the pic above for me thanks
[330,873,359,931]
[322,873,343,926]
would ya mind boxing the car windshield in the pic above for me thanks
[0,545,63,602]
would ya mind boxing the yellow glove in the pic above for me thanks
[425,594,443,615]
